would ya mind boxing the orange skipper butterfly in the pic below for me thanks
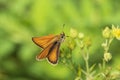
[32,32,65,64]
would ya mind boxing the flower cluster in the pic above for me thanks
[70,28,84,39]
[100,25,120,79]
[70,28,91,49]
[60,25,120,80]
[102,24,120,40]
[102,25,120,62]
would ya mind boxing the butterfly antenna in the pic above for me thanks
[62,24,69,37]
[62,24,65,33]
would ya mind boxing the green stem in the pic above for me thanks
[85,56,89,73]
[85,49,90,80]
[103,59,106,70]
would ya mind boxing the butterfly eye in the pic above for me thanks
[61,35,63,38]
[61,34,65,38]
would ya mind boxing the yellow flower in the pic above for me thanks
[70,28,78,38]
[104,52,112,62]
[78,32,84,39]
[102,27,111,38]
[112,25,120,40]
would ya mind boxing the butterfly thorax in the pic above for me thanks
[57,32,65,43]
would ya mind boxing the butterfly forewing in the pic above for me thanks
[32,34,56,49]
[47,42,60,64]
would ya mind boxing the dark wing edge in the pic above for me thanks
[47,42,60,64]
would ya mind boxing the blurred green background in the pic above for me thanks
[0,0,120,80]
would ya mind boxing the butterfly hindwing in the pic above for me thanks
[47,42,60,64]
[36,43,55,60]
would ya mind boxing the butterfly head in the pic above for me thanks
[59,32,65,43]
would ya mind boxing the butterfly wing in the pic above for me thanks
[36,43,55,60]
[47,42,60,64]
[32,34,57,49]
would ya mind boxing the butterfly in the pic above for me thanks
[32,32,66,64]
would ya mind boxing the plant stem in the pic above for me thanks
[84,49,90,80]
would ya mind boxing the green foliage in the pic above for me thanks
[61,26,120,80]
[0,0,120,80]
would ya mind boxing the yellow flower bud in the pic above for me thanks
[78,32,84,39]
[70,28,78,38]
[102,27,111,38]
[104,52,112,62]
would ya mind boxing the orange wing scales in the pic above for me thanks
[47,43,60,64]
[32,34,56,48]
[36,43,54,60]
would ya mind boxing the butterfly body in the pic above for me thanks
[32,32,65,64]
